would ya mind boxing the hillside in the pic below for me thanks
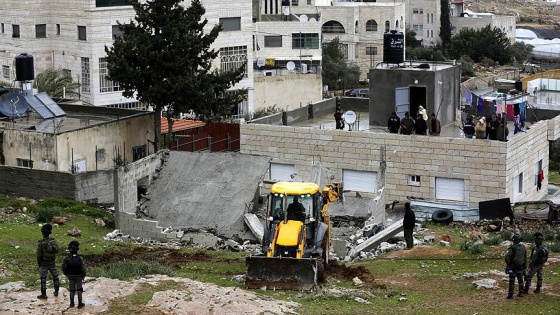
[467,0,560,29]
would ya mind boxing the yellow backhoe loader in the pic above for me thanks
[245,181,342,290]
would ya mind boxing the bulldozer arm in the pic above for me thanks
[245,256,318,291]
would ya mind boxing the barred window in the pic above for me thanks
[2,65,9,79]
[219,46,248,78]
[366,46,377,55]
[81,57,91,93]
[99,58,123,93]
[292,33,319,49]
[365,20,378,31]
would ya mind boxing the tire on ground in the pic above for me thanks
[431,209,453,224]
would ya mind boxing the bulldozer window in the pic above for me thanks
[271,197,284,220]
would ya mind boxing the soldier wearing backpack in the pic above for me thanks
[504,234,527,299]
[62,240,86,308]
[524,232,548,294]
[36,223,60,299]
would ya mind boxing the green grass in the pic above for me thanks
[1,195,560,314]
[548,171,560,184]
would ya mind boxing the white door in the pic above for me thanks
[435,177,465,201]
[395,87,410,119]
[342,169,377,193]
[269,163,295,181]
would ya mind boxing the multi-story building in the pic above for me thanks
[0,0,254,115]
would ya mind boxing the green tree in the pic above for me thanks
[447,25,512,65]
[105,0,245,151]
[509,42,534,64]
[405,27,422,49]
[322,37,360,94]
[439,0,452,54]
[34,68,79,99]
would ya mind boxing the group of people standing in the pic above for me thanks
[387,105,442,136]
[504,232,549,299]
[463,114,519,141]
[37,223,87,308]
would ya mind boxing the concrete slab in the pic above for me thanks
[244,213,264,243]
[143,151,270,238]
[347,218,404,259]
[328,196,373,218]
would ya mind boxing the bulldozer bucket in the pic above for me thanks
[245,256,318,291]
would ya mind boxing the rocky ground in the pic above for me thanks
[468,0,560,27]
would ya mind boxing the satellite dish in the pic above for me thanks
[300,14,308,22]
[286,61,296,71]
[344,111,356,124]
[309,18,317,22]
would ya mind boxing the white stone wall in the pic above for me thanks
[240,122,549,206]
[450,15,517,42]
[253,73,322,111]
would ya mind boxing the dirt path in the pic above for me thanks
[0,275,299,315]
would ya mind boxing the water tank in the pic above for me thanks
[15,53,35,81]
[515,80,522,92]
[383,30,404,64]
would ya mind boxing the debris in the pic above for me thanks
[354,297,370,304]
[440,240,451,246]
[244,213,264,244]
[67,227,81,237]
[424,235,435,243]
[95,218,105,227]
[51,216,68,225]
[440,234,452,242]
[352,277,363,287]
[472,279,497,289]
[398,297,407,302]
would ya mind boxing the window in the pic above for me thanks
[431,30,433,37]
[1,23,4,33]
[431,14,434,24]
[62,68,71,78]
[427,14,429,23]
[339,43,349,60]
[12,24,20,38]
[112,25,123,39]
[307,0,311,4]
[35,24,46,38]
[264,35,282,47]
[96,148,106,164]
[427,30,429,37]
[395,20,398,28]
[292,0,299,5]
[132,145,147,162]
[2,65,9,79]
[365,20,378,31]
[292,33,319,49]
[56,24,60,35]
[81,57,91,93]
[219,46,248,78]
[408,175,421,186]
[17,158,33,168]
[366,46,377,55]
[96,0,131,7]
[322,21,345,34]
[412,25,423,32]
[514,173,524,195]
[384,21,390,32]
[219,17,241,31]
[99,58,123,93]
[77,25,87,40]
[413,8,423,14]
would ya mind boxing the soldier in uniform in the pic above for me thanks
[36,223,60,299]
[504,234,527,299]
[524,232,548,294]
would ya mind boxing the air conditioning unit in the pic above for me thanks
[264,71,273,76]
[301,64,308,74]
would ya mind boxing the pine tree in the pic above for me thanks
[439,0,452,55]
[105,0,245,151]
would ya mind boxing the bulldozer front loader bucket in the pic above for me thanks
[245,256,318,291]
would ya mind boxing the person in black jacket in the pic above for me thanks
[463,117,475,138]
[414,113,428,135]
[36,223,60,299]
[62,240,86,308]
[387,112,400,133]
[403,202,416,249]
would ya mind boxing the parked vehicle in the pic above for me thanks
[345,88,369,98]
[483,92,506,101]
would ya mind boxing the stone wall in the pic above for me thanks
[114,150,167,238]
[240,122,550,206]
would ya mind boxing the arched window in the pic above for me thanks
[365,20,378,31]
[355,20,359,33]
[395,20,399,28]
[385,20,390,32]
[322,20,345,34]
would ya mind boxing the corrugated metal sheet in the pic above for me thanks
[160,117,205,134]
[411,199,479,222]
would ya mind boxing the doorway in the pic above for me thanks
[409,86,427,119]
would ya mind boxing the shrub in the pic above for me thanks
[501,230,513,241]
[460,239,484,254]
[483,235,502,246]
[521,232,534,243]
[548,242,560,253]
[34,207,62,223]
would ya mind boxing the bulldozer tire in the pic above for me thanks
[431,209,453,224]
[316,257,325,283]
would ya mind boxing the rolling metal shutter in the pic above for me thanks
[342,169,377,193]
[435,177,465,201]
[269,163,295,181]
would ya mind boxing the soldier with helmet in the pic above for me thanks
[524,232,548,294]
[36,223,60,299]
[504,234,527,299]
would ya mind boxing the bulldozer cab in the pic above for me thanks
[270,194,314,222]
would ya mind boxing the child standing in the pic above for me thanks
[62,240,86,308]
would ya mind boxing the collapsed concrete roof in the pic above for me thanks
[142,151,271,238]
